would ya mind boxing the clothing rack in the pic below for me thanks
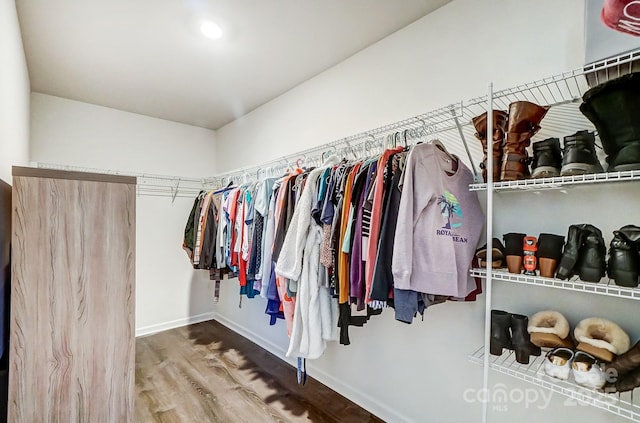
[209,101,481,187]
[31,162,216,200]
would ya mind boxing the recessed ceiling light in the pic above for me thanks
[200,21,223,40]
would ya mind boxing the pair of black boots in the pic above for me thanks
[502,233,565,277]
[556,224,606,283]
[490,310,541,364]
[531,130,603,178]
[608,225,640,287]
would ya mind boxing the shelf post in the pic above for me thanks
[482,83,494,423]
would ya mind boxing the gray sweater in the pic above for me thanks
[392,143,484,297]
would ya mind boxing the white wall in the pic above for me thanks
[0,0,30,182]
[30,93,218,335]
[213,1,634,422]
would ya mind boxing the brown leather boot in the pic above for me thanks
[501,101,550,181]
[606,340,640,379]
[472,110,508,183]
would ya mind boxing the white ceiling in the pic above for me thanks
[16,0,451,130]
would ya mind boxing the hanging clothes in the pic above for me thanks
[392,142,484,297]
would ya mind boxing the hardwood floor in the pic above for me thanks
[135,320,384,423]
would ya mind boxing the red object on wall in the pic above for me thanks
[602,0,640,36]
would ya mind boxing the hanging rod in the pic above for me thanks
[210,102,465,187]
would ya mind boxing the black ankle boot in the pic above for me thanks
[580,72,640,172]
[532,138,562,178]
[510,314,541,364]
[537,233,565,278]
[560,130,604,176]
[556,225,587,280]
[608,225,640,287]
[576,224,606,283]
[503,233,526,274]
[490,310,513,355]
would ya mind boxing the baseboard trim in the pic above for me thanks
[135,312,216,337]
[213,312,412,423]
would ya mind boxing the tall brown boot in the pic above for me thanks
[472,110,508,183]
[501,101,550,181]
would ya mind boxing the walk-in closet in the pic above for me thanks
[2,1,640,422]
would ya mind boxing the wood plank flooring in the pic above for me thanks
[135,320,384,423]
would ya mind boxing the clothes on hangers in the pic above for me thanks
[183,140,485,361]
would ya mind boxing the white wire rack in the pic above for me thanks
[209,101,481,187]
[473,48,640,423]
[469,169,640,191]
[32,162,216,200]
[469,346,640,422]
[471,269,640,301]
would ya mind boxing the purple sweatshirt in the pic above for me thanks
[392,143,484,297]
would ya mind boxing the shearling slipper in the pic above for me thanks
[574,317,631,362]
[528,311,574,349]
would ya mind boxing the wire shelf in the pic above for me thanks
[471,269,640,301]
[469,346,640,422]
[469,170,640,191]
[32,162,216,199]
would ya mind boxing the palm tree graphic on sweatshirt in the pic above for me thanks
[437,191,463,229]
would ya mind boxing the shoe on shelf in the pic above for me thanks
[606,366,640,393]
[501,101,550,181]
[572,351,606,389]
[606,340,640,379]
[472,110,509,183]
[574,317,631,363]
[528,310,574,349]
[559,130,604,176]
[580,72,640,172]
[556,225,587,280]
[608,225,640,287]
[575,224,607,283]
[537,233,565,278]
[502,232,526,274]
[532,137,562,178]
[490,310,514,356]
[511,313,541,365]
[544,347,574,380]
[475,238,506,269]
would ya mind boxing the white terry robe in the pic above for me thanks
[286,224,326,359]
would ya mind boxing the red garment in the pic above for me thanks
[228,188,241,267]
[601,0,640,36]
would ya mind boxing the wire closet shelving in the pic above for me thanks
[471,47,640,423]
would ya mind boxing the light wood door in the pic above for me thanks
[10,168,136,422]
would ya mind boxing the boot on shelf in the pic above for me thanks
[501,101,550,181]
[560,130,604,176]
[531,137,562,178]
[475,238,506,269]
[511,313,541,365]
[575,224,607,283]
[606,340,640,380]
[502,232,526,274]
[580,72,640,172]
[537,233,565,278]
[608,225,640,287]
[607,367,640,393]
[472,110,509,183]
[528,310,574,349]
[490,310,513,356]
[556,225,587,280]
